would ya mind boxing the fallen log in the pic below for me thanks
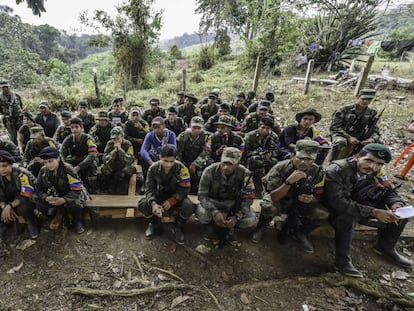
[68,283,195,297]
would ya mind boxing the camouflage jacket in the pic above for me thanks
[204,114,240,133]
[262,159,325,204]
[178,104,201,125]
[244,129,279,167]
[53,125,72,144]
[329,104,380,142]
[198,162,255,213]
[200,103,218,122]
[142,108,166,125]
[76,113,96,133]
[103,139,135,171]
[231,104,248,122]
[325,157,403,218]
[36,163,83,203]
[144,160,190,206]
[60,133,97,169]
[280,124,327,148]
[0,138,21,161]
[23,138,56,163]
[165,117,186,136]
[206,131,245,163]
[176,129,210,169]
[0,92,22,120]
[241,112,281,135]
[89,123,115,153]
[0,166,35,203]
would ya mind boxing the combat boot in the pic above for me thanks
[373,222,413,267]
[145,216,162,240]
[172,216,186,245]
[251,215,272,243]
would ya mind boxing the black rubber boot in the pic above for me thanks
[26,220,40,239]
[374,221,412,267]
[173,216,186,245]
[145,216,162,240]
[295,231,314,254]
[203,221,219,241]
[251,215,272,243]
[88,176,98,194]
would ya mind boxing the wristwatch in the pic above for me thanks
[284,180,293,186]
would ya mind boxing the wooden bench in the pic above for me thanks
[84,194,262,223]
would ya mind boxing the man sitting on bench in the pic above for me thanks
[138,144,195,245]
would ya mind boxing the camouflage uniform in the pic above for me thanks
[0,165,38,236]
[241,112,281,135]
[35,162,85,228]
[0,138,21,161]
[53,125,72,144]
[138,160,194,218]
[206,130,245,163]
[204,113,240,133]
[23,136,56,177]
[178,104,201,126]
[0,88,22,144]
[164,117,186,136]
[108,110,129,126]
[142,107,166,125]
[60,133,98,186]
[177,126,211,194]
[244,128,279,176]
[196,162,257,229]
[200,103,218,122]
[100,129,136,194]
[90,123,115,154]
[230,104,248,123]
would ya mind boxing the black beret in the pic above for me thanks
[39,147,60,160]
[361,143,392,163]
[259,116,274,127]
[265,92,275,102]
[167,106,178,114]
[61,110,72,118]
[219,102,231,111]
[70,117,83,126]
[0,150,16,163]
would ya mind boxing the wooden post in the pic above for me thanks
[182,69,187,93]
[349,59,356,73]
[92,68,101,104]
[303,59,314,95]
[354,55,375,96]
[252,55,261,94]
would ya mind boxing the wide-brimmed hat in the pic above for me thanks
[185,93,198,103]
[295,108,322,123]
[214,115,234,128]
[96,111,110,120]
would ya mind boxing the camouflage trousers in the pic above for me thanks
[331,135,353,160]
[260,193,329,223]
[196,199,258,229]
[137,197,195,220]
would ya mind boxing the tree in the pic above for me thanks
[33,24,61,60]
[81,0,162,89]
[15,0,46,16]
[169,44,183,59]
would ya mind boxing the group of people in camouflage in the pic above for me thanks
[0,79,412,278]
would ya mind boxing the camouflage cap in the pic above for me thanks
[0,80,10,87]
[78,100,88,107]
[96,111,110,120]
[214,115,234,128]
[221,147,242,165]
[295,139,321,160]
[39,100,49,108]
[190,116,204,127]
[30,126,45,138]
[361,143,391,163]
[358,88,376,99]
[110,126,124,139]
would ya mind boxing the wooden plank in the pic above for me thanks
[126,208,135,218]
[354,55,375,96]
[303,59,314,95]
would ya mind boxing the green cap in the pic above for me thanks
[359,88,376,99]
[214,115,234,128]
[190,116,204,127]
[78,100,88,107]
[30,126,45,138]
[110,126,124,139]
[96,111,110,120]
[221,147,242,164]
[39,100,49,108]
[361,143,391,163]
[295,139,320,160]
